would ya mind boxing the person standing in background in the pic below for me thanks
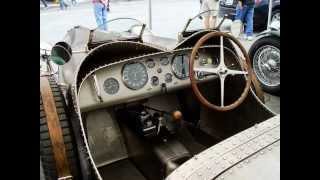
[59,0,69,10]
[200,0,220,29]
[71,0,77,6]
[93,0,109,31]
[41,0,48,8]
[234,0,255,40]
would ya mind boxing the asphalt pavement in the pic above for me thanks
[40,0,279,114]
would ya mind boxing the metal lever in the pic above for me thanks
[139,24,146,42]
[216,14,228,30]
[91,73,103,102]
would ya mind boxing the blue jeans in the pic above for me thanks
[235,4,254,36]
[60,0,68,10]
[93,3,108,31]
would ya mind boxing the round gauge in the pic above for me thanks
[151,76,159,86]
[165,73,173,83]
[160,57,169,66]
[171,54,190,79]
[122,62,148,90]
[103,78,119,95]
[146,59,155,68]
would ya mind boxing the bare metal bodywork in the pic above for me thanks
[43,18,279,180]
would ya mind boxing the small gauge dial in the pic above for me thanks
[103,78,119,95]
[151,76,159,86]
[160,57,169,66]
[146,59,155,68]
[171,54,190,79]
[165,73,173,83]
[122,62,148,90]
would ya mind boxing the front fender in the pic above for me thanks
[256,29,280,39]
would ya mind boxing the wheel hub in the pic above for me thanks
[253,45,280,87]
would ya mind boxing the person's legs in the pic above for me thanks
[101,5,108,30]
[203,16,210,29]
[41,0,48,7]
[231,4,244,37]
[200,0,211,29]
[244,5,254,38]
[64,0,69,8]
[94,3,105,30]
[209,16,216,28]
[235,4,243,21]
[59,0,64,10]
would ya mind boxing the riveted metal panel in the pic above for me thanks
[166,115,280,180]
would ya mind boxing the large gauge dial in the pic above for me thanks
[122,62,148,90]
[103,78,119,95]
[171,54,190,79]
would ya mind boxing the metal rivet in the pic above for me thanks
[238,156,241,159]
[245,160,249,163]
[223,157,226,160]
[260,151,264,154]
[229,160,233,164]
[229,170,233,174]
[268,147,272,151]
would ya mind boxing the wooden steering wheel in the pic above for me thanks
[189,31,253,111]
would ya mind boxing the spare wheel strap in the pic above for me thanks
[40,77,73,180]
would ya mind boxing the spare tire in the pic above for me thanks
[40,76,80,180]
[249,36,280,94]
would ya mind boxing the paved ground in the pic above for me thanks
[40,0,279,114]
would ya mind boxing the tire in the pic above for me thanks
[249,36,280,94]
[40,76,80,180]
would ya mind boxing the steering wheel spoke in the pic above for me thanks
[227,69,248,76]
[194,67,218,74]
[220,75,226,107]
[219,36,226,68]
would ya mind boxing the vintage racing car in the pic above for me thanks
[40,11,279,180]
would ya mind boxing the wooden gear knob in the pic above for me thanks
[172,110,182,122]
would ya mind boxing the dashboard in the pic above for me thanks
[78,48,227,112]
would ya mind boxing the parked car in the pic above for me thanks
[40,12,279,180]
[219,0,280,31]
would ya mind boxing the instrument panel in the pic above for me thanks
[79,49,218,112]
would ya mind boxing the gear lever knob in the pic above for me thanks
[172,110,182,122]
